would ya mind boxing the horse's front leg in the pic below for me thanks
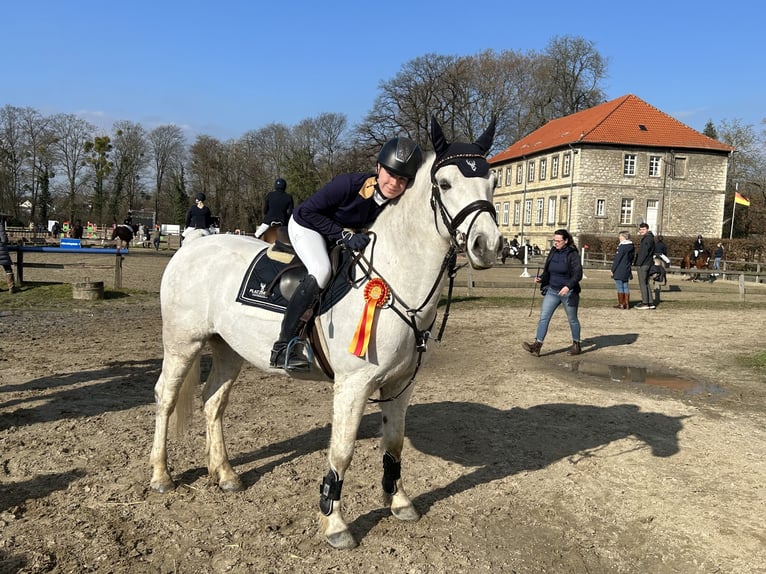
[379,380,419,522]
[203,339,244,492]
[318,378,371,549]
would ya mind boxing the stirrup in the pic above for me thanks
[278,337,312,371]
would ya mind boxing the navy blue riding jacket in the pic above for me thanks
[262,190,294,225]
[292,172,388,243]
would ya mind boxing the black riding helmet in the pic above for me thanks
[274,178,287,191]
[377,137,422,181]
[195,192,206,202]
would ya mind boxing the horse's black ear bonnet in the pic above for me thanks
[429,115,496,181]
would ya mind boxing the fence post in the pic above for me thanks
[17,249,24,284]
[114,252,123,288]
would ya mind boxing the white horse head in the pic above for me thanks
[150,116,503,549]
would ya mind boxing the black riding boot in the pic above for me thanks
[270,275,320,370]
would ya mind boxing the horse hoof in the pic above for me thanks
[150,479,176,494]
[392,504,420,522]
[326,530,358,549]
[219,477,245,492]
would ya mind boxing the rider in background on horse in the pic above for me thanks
[692,235,705,263]
[654,234,670,268]
[254,178,294,240]
[634,222,655,310]
[184,193,213,237]
[269,136,423,370]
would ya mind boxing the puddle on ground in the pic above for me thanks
[562,360,726,397]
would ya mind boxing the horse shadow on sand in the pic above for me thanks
[224,399,685,543]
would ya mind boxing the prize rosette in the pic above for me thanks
[348,278,390,357]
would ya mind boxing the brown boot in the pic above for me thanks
[613,292,624,309]
[5,271,17,293]
[522,340,542,356]
[623,293,630,309]
[568,341,582,355]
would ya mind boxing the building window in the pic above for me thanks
[505,167,513,187]
[516,165,523,184]
[649,155,661,177]
[539,158,547,180]
[547,197,556,224]
[527,160,535,182]
[513,201,521,225]
[551,155,559,179]
[624,154,637,176]
[563,153,571,177]
[559,196,569,224]
[524,199,533,225]
[620,198,634,225]
[536,198,544,224]
[494,202,500,218]
[502,202,510,225]
[595,199,605,217]
[674,157,688,178]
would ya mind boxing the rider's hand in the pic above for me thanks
[340,233,370,251]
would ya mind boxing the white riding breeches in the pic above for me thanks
[288,217,332,289]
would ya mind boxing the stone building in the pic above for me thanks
[488,94,735,252]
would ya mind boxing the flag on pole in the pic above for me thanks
[734,192,750,207]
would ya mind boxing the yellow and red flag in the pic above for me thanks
[349,278,390,357]
[735,192,750,207]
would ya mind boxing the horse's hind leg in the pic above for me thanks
[203,337,244,492]
[379,382,419,522]
[150,344,203,493]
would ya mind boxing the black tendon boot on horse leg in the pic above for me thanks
[270,274,320,370]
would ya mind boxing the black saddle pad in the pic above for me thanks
[235,245,357,314]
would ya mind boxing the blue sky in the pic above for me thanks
[3,1,763,142]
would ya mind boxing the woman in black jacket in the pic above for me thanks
[523,229,583,356]
[610,231,635,309]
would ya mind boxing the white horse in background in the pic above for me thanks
[150,116,502,549]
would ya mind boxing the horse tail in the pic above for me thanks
[170,355,199,438]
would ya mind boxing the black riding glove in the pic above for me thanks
[339,232,370,251]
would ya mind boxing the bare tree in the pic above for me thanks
[148,125,185,221]
[0,105,31,221]
[49,113,96,222]
[111,121,149,223]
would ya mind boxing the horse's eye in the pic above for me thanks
[439,181,451,191]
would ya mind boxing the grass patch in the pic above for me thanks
[1,282,153,310]
[740,351,766,375]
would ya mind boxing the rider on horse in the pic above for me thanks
[254,178,294,240]
[269,137,423,370]
[692,234,705,263]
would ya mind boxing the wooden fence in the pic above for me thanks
[8,246,128,288]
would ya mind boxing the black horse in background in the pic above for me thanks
[111,224,137,248]
[500,243,530,264]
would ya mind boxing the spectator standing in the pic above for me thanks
[713,242,724,275]
[654,234,670,268]
[634,223,655,310]
[72,220,84,239]
[255,178,294,240]
[152,225,161,251]
[522,229,584,357]
[610,231,634,309]
[1,215,18,293]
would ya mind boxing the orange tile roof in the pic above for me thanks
[489,94,734,164]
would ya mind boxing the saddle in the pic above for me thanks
[236,228,359,378]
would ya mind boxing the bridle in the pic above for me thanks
[352,158,497,402]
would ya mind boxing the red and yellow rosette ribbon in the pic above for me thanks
[348,278,390,357]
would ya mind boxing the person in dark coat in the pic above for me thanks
[1,215,18,293]
[185,193,213,231]
[522,228,584,356]
[692,235,705,262]
[634,223,655,309]
[654,235,669,268]
[254,178,294,240]
[610,231,634,309]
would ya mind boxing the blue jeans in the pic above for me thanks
[535,289,581,343]
[614,279,630,294]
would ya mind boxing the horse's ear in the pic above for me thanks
[430,115,449,156]
[475,118,496,156]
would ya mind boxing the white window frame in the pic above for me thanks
[524,199,533,225]
[620,198,634,225]
[563,153,571,177]
[649,155,662,177]
[595,198,606,217]
[535,198,544,224]
[527,160,535,183]
[539,158,547,180]
[516,165,523,184]
[502,202,510,225]
[551,155,559,179]
[547,197,556,224]
[513,201,521,225]
[624,154,637,176]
